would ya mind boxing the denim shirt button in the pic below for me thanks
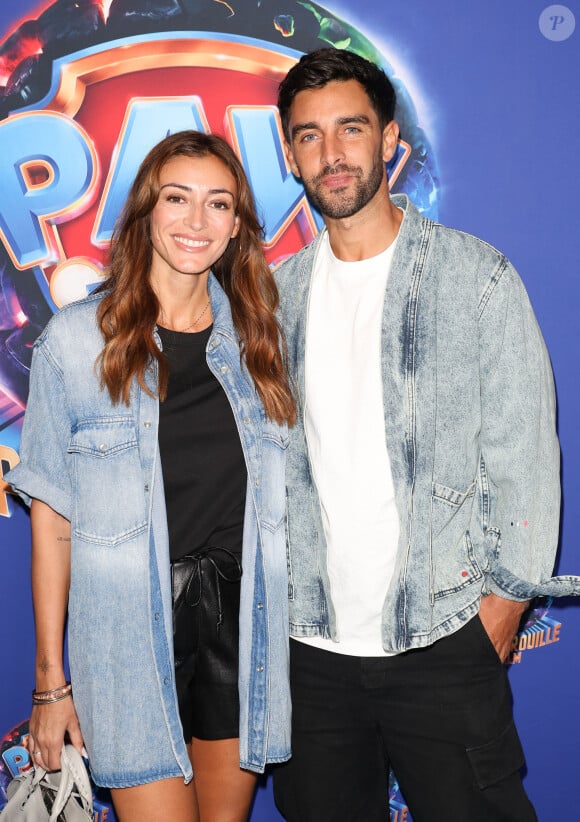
[255,479,260,487]
[154,612,160,621]
[144,484,150,492]
[220,365,228,374]
[163,676,170,685]
[99,443,106,451]
[243,417,251,425]
[256,664,264,673]
[143,421,151,428]
[257,602,263,610]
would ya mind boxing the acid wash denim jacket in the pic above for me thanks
[275,194,580,653]
[7,274,291,787]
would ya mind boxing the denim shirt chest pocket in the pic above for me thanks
[259,421,289,532]
[207,328,289,535]
[68,417,147,546]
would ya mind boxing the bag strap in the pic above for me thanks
[49,745,94,822]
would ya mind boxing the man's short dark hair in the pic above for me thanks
[277,47,396,140]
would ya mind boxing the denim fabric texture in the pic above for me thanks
[275,194,580,653]
[7,274,291,786]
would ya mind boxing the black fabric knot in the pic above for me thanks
[171,546,242,633]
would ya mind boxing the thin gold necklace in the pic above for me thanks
[160,298,211,333]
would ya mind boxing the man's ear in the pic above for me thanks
[382,120,400,163]
[283,139,301,179]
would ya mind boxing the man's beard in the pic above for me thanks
[302,151,385,219]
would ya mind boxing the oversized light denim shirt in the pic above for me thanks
[7,274,291,786]
[276,194,580,653]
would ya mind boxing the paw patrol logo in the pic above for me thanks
[0,0,438,481]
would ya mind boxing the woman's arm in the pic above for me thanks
[28,499,84,771]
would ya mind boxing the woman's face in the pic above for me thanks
[149,153,240,284]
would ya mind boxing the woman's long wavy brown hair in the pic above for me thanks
[96,130,295,425]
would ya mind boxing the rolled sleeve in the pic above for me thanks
[6,333,73,520]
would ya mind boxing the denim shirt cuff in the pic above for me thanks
[487,563,580,600]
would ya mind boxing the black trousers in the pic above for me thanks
[273,616,536,822]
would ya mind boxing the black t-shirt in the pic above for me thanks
[157,325,246,561]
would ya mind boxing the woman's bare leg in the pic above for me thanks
[190,737,258,822]
[110,738,256,822]
[111,776,199,822]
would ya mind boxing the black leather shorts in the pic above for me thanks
[171,547,242,741]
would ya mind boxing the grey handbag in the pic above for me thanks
[1,745,94,821]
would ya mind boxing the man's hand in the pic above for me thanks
[478,592,529,663]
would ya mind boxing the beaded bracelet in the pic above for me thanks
[32,682,72,705]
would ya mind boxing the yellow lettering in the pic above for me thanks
[538,630,546,647]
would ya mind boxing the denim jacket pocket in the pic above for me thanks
[260,423,289,533]
[68,417,148,546]
[431,481,483,599]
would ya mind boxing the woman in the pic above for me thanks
[7,130,295,822]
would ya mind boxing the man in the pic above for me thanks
[273,48,578,822]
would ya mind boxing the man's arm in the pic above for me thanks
[478,258,560,599]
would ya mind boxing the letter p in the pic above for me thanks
[0,112,97,269]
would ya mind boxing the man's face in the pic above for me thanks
[283,79,398,220]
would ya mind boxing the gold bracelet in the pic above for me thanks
[32,682,72,703]
[32,693,72,704]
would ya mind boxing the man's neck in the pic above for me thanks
[325,187,403,262]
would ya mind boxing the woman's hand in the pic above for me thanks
[28,696,85,772]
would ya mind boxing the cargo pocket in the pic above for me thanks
[466,720,525,790]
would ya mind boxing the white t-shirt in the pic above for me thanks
[300,230,400,656]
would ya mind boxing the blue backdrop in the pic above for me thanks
[0,2,578,819]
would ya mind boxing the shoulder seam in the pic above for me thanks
[478,256,510,319]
